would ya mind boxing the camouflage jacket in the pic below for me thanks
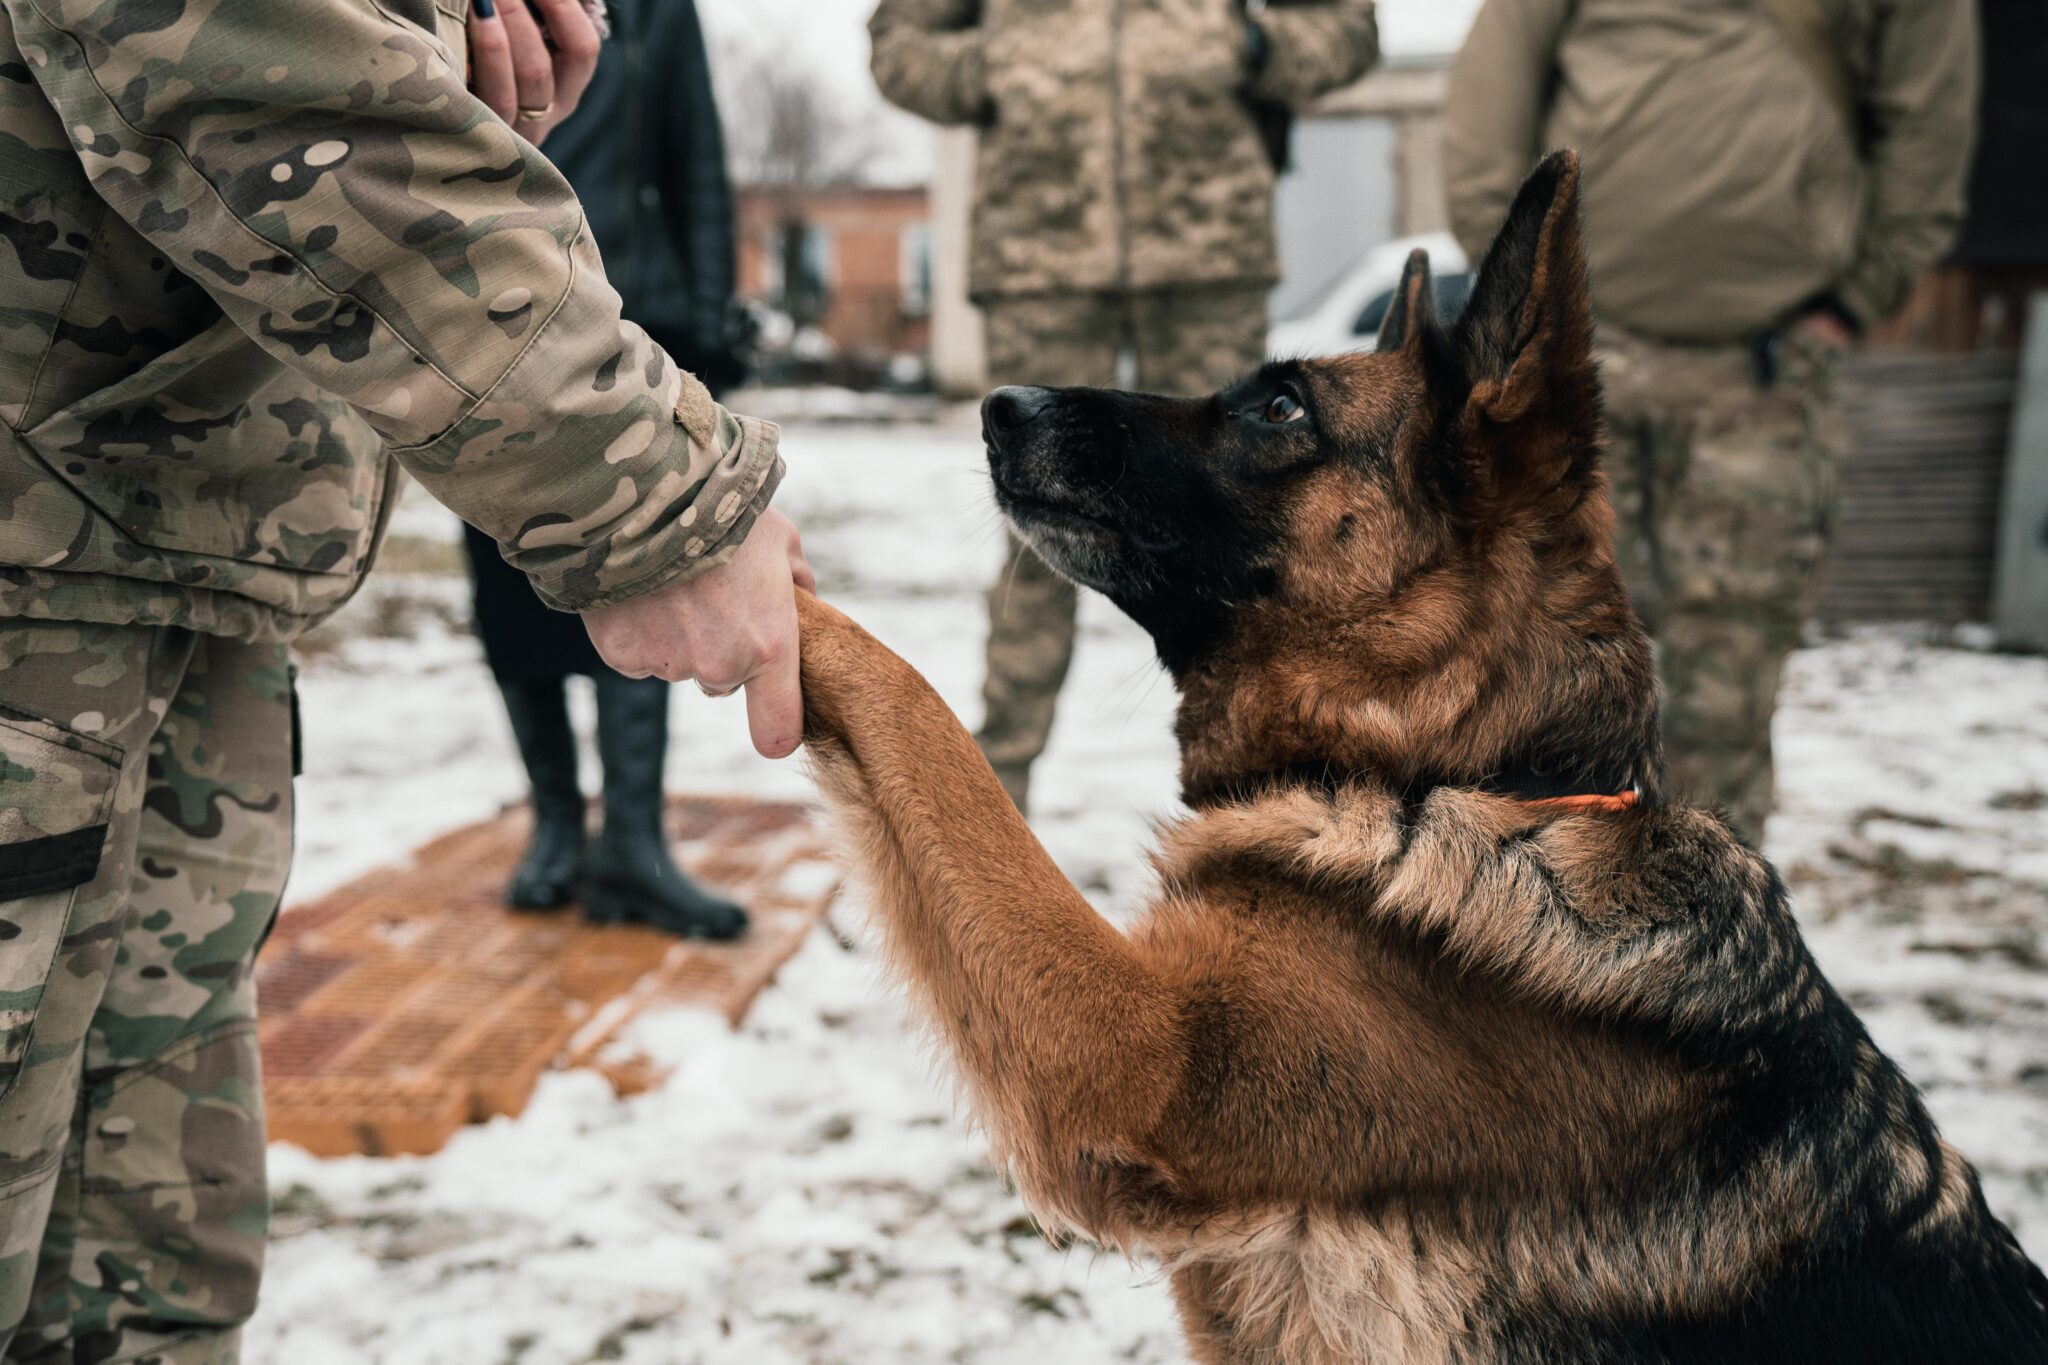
[0,0,782,643]
[870,0,1379,301]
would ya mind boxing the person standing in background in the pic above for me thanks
[463,0,755,939]
[1444,0,1978,843]
[870,0,1380,814]
[0,0,811,1353]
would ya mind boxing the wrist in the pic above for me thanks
[1801,292,1865,339]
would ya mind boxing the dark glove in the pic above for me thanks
[1243,18,1271,81]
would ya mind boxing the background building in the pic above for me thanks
[736,185,932,387]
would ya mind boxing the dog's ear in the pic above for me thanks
[1449,150,1598,488]
[1375,248,1435,354]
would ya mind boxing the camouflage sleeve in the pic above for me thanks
[1245,0,1378,109]
[1827,0,1978,330]
[869,0,989,127]
[1441,0,1573,265]
[3,0,779,612]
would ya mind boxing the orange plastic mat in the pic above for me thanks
[257,796,842,1157]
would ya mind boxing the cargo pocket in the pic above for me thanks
[0,706,119,1105]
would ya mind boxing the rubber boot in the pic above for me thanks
[497,678,586,909]
[586,674,748,940]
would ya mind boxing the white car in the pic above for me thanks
[1268,232,1472,359]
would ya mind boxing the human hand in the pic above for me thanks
[1790,307,1857,355]
[468,0,601,147]
[582,510,817,760]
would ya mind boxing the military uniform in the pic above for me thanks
[870,0,1378,807]
[1,623,286,1361]
[1597,330,1847,839]
[1444,0,1977,840]
[0,0,783,1355]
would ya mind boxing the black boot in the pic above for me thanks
[497,678,586,909]
[586,674,748,940]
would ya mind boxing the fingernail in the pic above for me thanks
[474,0,496,15]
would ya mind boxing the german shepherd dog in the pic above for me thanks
[793,153,2048,1362]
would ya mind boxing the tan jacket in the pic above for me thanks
[0,0,779,642]
[870,0,1379,300]
[1443,0,1979,341]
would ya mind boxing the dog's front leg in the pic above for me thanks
[797,594,1187,1226]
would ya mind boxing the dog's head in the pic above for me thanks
[984,152,1660,805]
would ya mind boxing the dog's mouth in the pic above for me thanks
[987,458,1133,592]
[994,482,1120,536]
[987,441,1123,532]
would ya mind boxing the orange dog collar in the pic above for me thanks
[1519,789,1642,815]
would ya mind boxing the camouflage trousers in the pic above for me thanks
[977,285,1269,809]
[1598,328,1845,843]
[0,621,290,1363]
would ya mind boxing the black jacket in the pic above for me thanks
[465,0,741,682]
[545,0,740,383]
[1953,0,2048,268]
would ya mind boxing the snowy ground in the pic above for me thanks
[250,403,2048,1363]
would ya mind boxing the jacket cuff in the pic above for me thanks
[532,397,785,613]
[1820,277,1885,336]
[1244,39,1305,104]
[1244,9,1378,107]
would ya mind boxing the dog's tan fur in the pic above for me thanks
[794,154,2048,1362]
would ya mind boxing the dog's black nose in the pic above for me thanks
[983,385,1053,436]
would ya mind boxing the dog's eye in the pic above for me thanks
[1263,392,1305,424]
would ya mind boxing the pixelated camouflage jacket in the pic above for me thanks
[870,0,1378,301]
[0,0,782,643]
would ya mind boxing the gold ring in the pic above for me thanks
[515,103,553,122]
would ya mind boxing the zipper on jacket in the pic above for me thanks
[1108,0,1133,294]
